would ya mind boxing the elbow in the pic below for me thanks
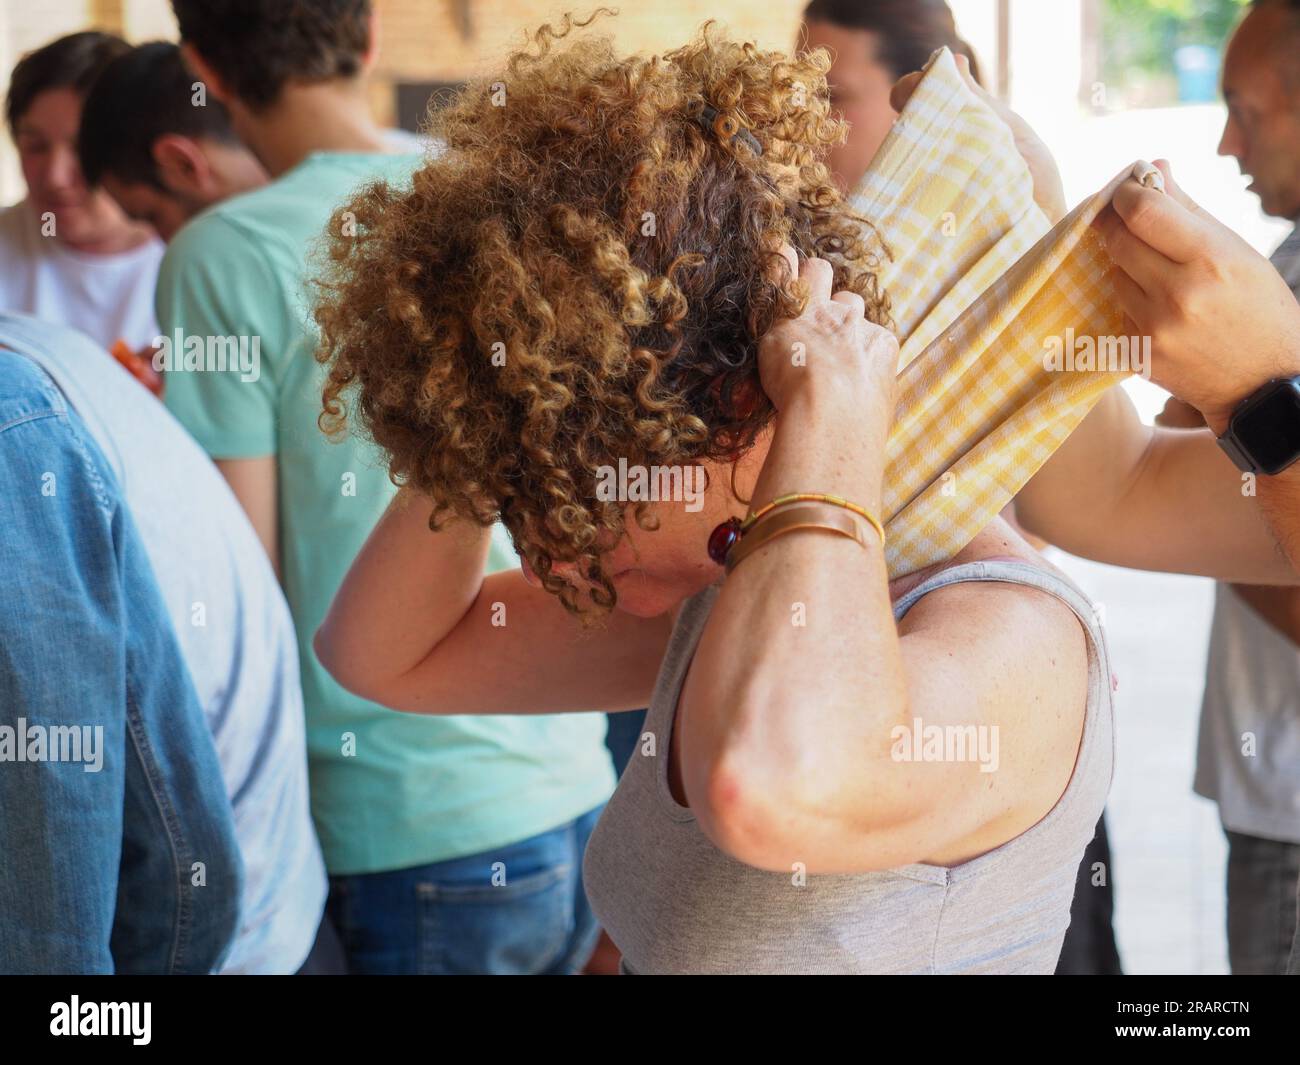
[313,622,450,716]
[694,757,794,872]
[694,746,857,873]
[312,623,356,696]
[312,622,396,709]
[693,702,928,874]
[312,622,335,677]
[312,622,348,689]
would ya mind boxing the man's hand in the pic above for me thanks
[1096,159,1300,435]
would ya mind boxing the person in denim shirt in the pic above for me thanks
[0,348,242,974]
[1,313,330,974]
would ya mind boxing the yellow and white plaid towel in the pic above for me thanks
[852,47,1158,578]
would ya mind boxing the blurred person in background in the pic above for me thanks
[158,0,615,975]
[1150,0,1300,975]
[3,310,332,974]
[78,41,268,243]
[0,340,241,974]
[0,32,163,351]
[801,0,981,192]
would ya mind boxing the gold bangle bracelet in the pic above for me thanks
[742,492,885,547]
[724,503,873,575]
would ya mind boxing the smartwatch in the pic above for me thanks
[1216,375,1300,475]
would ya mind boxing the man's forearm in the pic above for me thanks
[1258,467,1300,570]
[1018,387,1298,583]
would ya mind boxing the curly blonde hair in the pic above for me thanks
[315,10,890,616]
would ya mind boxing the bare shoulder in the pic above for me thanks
[894,519,1093,859]
[899,516,1090,686]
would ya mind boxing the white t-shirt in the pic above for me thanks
[0,200,164,351]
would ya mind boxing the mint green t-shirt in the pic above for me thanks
[157,152,615,875]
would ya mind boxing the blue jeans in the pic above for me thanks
[0,352,242,973]
[604,709,648,777]
[326,806,603,974]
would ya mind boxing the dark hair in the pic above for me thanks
[803,0,982,84]
[5,31,129,137]
[171,0,371,111]
[79,42,240,189]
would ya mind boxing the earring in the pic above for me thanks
[708,517,742,565]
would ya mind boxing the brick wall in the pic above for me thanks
[376,1,807,80]
[370,1,809,125]
[1,1,810,201]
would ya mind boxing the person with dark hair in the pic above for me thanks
[78,42,267,243]
[158,0,616,975]
[0,32,163,350]
[802,0,982,191]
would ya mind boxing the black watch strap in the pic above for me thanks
[1216,431,1258,475]
[1215,373,1300,476]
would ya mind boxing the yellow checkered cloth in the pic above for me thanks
[851,48,1154,578]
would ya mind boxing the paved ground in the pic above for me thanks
[1049,550,1228,974]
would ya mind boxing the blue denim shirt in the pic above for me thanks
[0,350,242,973]
[2,312,325,973]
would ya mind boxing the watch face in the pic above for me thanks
[1238,381,1300,474]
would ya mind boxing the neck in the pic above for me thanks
[725,429,772,512]
[238,81,392,177]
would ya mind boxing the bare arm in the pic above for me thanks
[679,255,1087,874]
[1259,468,1300,569]
[1016,386,1296,583]
[1096,160,1300,571]
[214,455,281,580]
[314,489,672,715]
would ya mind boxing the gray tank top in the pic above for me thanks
[583,558,1116,974]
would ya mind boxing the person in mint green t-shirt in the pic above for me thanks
[159,0,615,974]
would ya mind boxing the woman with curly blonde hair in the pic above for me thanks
[314,15,1113,974]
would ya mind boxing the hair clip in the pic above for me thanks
[696,104,763,156]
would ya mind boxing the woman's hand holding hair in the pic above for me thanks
[757,244,899,511]
[759,246,899,414]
